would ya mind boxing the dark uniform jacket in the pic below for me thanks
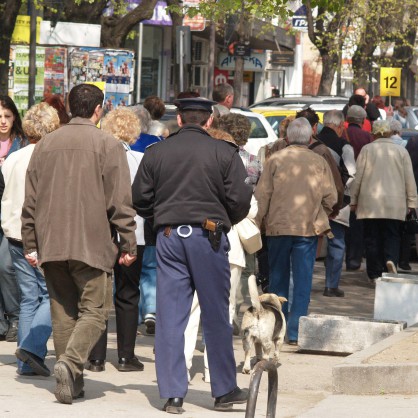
[132,124,252,231]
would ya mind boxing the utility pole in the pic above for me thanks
[28,0,37,108]
[207,21,215,99]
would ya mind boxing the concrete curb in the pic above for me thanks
[333,325,418,395]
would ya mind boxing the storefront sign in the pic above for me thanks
[183,0,205,31]
[218,52,266,72]
[214,68,229,85]
[292,5,308,31]
[270,50,294,66]
[143,1,172,25]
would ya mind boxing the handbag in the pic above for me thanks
[235,218,262,254]
[405,209,418,234]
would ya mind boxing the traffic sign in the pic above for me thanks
[380,67,401,96]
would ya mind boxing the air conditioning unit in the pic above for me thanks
[193,40,208,63]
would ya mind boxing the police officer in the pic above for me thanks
[132,98,252,414]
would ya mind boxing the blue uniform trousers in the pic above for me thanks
[155,225,237,399]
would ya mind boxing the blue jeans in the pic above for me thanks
[325,221,346,288]
[0,233,20,333]
[138,246,157,322]
[9,243,52,373]
[267,235,318,341]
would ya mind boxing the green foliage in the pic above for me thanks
[172,0,345,23]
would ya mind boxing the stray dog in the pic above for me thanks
[241,274,287,374]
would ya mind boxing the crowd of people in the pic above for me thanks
[0,83,417,413]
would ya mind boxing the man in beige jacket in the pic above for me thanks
[255,117,337,344]
[350,120,417,282]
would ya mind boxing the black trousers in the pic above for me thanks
[89,245,145,360]
[399,223,412,266]
[363,219,402,279]
[345,211,364,269]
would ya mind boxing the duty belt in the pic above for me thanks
[163,219,224,251]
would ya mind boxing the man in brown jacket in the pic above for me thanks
[21,84,137,404]
[255,117,337,344]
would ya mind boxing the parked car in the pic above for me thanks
[230,108,277,156]
[403,106,418,130]
[250,95,349,109]
[251,106,326,137]
[400,129,418,142]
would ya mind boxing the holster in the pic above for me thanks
[202,219,224,251]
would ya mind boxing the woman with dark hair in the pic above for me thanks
[2,102,60,375]
[43,94,70,125]
[0,95,26,165]
[0,95,28,342]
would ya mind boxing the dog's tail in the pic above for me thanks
[248,274,262,312]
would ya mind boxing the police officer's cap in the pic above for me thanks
[174,98,217,113]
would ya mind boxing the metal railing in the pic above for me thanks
[245,359,279,418]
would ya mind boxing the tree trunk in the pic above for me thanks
[352,40,375,89]
[101,0,158,48]
[233,56,244,106]
[317,54,337,95]
[167,0,183,98]
[392,27,417,102]
[43,0,158,49]
[233,5,246,106]
[305,1,346,96]
[0,0,22,95]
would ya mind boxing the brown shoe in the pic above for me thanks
[54,361,74,404]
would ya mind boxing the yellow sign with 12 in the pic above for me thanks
[380,67,401,96]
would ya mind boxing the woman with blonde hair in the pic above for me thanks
[87,106,146,373]
[1,102,60,376]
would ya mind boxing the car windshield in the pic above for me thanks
[265,115,286,136]
[248,116,268,138]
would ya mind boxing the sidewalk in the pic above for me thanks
[1,261,418,417]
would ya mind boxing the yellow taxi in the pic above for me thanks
[251,105,325,136]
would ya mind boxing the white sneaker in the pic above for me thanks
[386,260,397,274]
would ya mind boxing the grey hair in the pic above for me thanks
[347,116,364,125]
[212,83,234,103]
[323,110,345,127]
[148,120,167,137]
[129,104,151,133]
[389,119,402,134]
[287,117,312,145]
[372,119,392,136]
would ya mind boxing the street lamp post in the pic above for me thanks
[28,0,37,108]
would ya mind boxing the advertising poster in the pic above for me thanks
[104,55,118,77]
[116,92,130,107]
[12,46,45,115]
[69,49,89,87]
[87,51,104,82]
[103,93,117,114]
[44,47,67,97]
